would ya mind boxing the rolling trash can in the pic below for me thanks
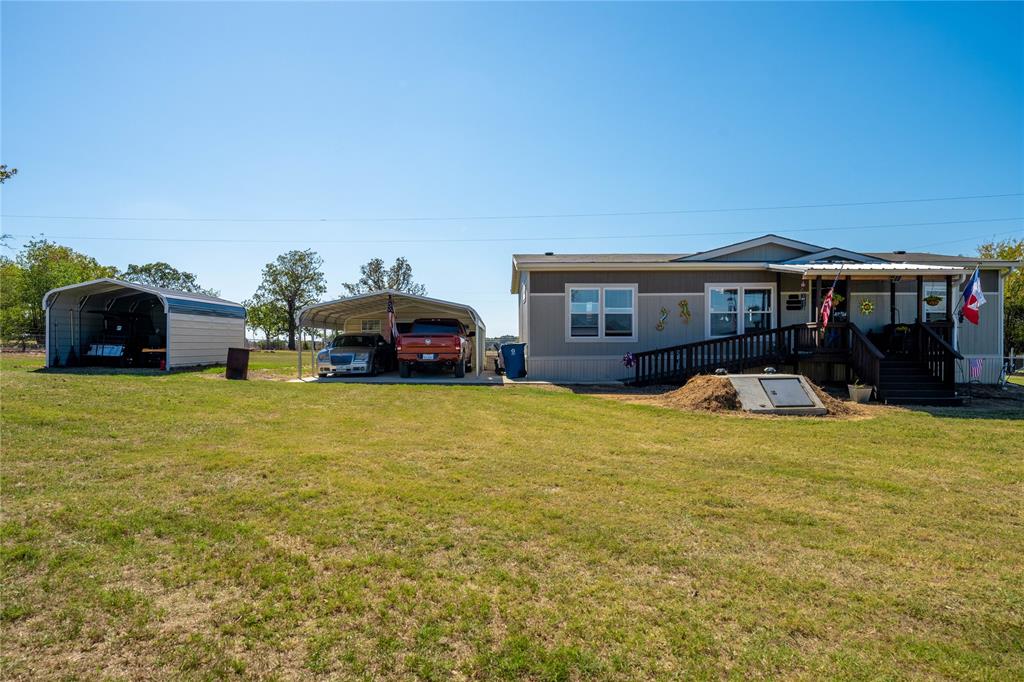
[499,343,527,379]
[225,347,250,380]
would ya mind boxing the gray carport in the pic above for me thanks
[296,290,487,378]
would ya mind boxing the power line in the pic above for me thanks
[2,192,1021,224]
[8,216,1022,246]
[913,227,1024,250]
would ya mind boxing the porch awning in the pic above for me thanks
[768,263,968,278]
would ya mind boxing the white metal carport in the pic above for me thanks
[42,278,246,371]
[296,290,487,378]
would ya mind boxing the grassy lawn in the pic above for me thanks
[1,352,1022,679]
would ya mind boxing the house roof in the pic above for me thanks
[866,252,1019,267]
[510,234,1020,292]
[511,253,690,265]
[676,234,823,261]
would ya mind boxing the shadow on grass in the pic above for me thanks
[33,365,215,376]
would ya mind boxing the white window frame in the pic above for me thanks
[360,319,382,333]
[564,284,638,342]
[704,283,776,338]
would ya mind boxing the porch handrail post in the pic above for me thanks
[916,276,924,324]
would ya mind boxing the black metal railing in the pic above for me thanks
[632,324,805,386]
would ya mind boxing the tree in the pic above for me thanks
[242,292,288,347]
[0,164,17,184]
[341,257,426,297]
[120,261,218,296]
[254,249,326,350]
[0,239,117,342]
[978,238,1023,353]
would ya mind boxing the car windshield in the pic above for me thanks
[331,335,376,347]
[410,321,461,334]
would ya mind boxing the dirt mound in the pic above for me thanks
[661,374,740,412]
[652,373,870,418]
[805,380,859,417]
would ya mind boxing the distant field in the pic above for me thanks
[1,352,1022,679]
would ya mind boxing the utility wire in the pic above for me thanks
[908,227,1024,250]
[7,216,1022,245]
[1,192,1021,224]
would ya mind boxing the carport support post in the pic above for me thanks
[475,323,485,377]
[297,329,303,379]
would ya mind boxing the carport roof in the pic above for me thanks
[43,278,244,310]
[298,290,485,329]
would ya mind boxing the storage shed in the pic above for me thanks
[43,278,245,371]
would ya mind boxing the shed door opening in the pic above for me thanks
[63,291,166,368]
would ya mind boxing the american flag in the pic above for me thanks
[969,357,984,380]
[384,294,398,343]
[820,287,835,328]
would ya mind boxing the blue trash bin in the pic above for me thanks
[500,343,527,379]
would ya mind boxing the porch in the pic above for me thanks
[632,263,969,405]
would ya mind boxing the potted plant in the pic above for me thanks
[848,380,873,403]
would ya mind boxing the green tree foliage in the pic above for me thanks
[341,257,426,297]
[978,238,1023,353]
[242,292,288,346]
[254,250,326,350]
[0,164,17,184]
[0,239,117,342]
[120,261,218,296]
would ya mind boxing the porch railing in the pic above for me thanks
[847,323,885,391]
[631,324,805,386]
[913,322,962,388]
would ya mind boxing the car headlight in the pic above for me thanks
[353,352,369,362]
[318,350,329,360]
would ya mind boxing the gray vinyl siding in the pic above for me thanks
[167,312,244,368]
[706,244,810,262]
[530,269,774,294]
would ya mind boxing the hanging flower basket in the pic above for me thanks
[924,295,942,307]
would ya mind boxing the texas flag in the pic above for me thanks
[959,268,986,325]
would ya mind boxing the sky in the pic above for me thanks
[2,2,1022,336]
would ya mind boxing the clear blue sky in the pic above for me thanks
[2,2,1022,335]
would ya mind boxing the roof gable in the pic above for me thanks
[783,248,883,264]
[677,234,823,262]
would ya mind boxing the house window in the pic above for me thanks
[923,282,947,323]
[361,319,382,333]
[604,288,634,337]
[707,285,775,337]
[744,288,773,331]
[566,285,637,341]
[709,287,739,336]
[569,288,600,337]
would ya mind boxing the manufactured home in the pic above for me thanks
[512,234,1018,400]
[43,278,245,371]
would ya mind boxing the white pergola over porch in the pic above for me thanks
[296,290,487,378]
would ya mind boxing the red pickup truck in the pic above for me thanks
[396,318,474,378]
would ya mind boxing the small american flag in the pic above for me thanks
[969,357,984,380]
[820,287,835,328]
[384,295,398,343]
